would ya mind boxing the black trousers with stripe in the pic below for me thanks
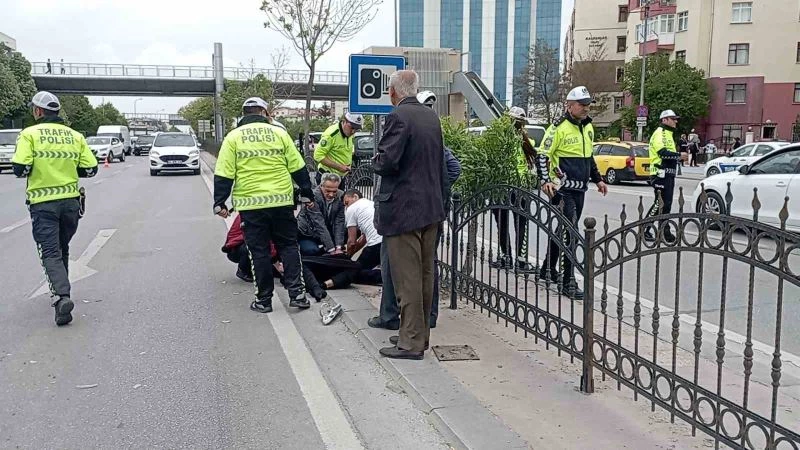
[239,206,305,301]
[542,190,585,282]
[29,198,81,299]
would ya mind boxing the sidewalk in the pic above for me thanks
[676,164,707,180]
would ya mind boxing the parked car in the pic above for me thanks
[134,135,155,156]
[86,136,125,163]
[96,125,132,156]
[704,141,791,177]
[352,132,374,167]
[592,140,651,184]
[148,132,201,176]
[0,128,21,173]
[694,144,800,231]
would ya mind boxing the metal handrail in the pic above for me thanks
[30,62,349,85]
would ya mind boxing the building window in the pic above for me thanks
[795,83,800,103]
[617,36,627,53]
[618,5,629,22]
[725,84,747,104]
[615,67,625,83]
[613,96,624,113]
[635,24,643,43]
[732,2,753,23]
[728,43,750,65]
[677,12,688,31]
[722,125,743,150]
[659,14,675,33]
[675,50,686,62]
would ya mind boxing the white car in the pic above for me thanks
[694,144,800,231]
[148,132,201,176]
[86,136,125,163]
[704,141,791,177]
[0,129,21,173]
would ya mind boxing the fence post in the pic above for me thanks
[449,193,462,310]
[581,217,597,394]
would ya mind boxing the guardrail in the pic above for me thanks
[30,62,349,85]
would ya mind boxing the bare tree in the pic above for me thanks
[268,46,304,116]
[566,41,613,117]
[513,40,566,125]
[260,0,382,155]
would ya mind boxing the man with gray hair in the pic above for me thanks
[373,69,446,360]
[296,172,347,256]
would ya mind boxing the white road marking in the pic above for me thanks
[1,218,30,233]
[199,158,363,448]
[29,229,117,299]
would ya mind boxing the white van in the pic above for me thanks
[96,125,132,156]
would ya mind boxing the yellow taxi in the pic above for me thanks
[592,139,652,184]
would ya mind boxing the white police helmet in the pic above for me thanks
[30,91,61,111]
[344,112,364,129]
[416,90,437,107]
[242,97,270,112]
[508,106,527,121]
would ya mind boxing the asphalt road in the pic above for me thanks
[0,158,447,449]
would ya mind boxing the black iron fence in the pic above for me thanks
[440,184,799,449]
[340,163,799,448]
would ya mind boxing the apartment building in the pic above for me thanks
[624,0,800,145]
[395,0,563,107]
[564,1,630,129]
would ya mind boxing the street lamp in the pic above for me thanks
[134,97,143,116]
[637,0,652,142]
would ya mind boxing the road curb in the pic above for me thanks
[328,289,530,450]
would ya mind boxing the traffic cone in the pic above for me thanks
[104,155,110,168]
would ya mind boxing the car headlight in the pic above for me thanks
[149,151,160,157]
[188,150,199,157]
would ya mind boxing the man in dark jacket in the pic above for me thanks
[373,70,446,360]
[297,172,347,256]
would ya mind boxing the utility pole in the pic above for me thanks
[637,0,650,142]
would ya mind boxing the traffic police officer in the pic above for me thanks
[12,91,98,326]
[313,112,364,181]
[491,106,537,271]
[645,110,681,243]
[214,97,315,313]
[537,86,608,300]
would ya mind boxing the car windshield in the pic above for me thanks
[356,136,374,150]
[633,146,649,157]
[0,131,20,146]
[87,137,111,145]
[154,134,195,147]
[730,146,751,157]
[138,136,155,144]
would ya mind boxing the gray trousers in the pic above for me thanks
[30,198,81,299]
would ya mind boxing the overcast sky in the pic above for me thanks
[3,0,574,115]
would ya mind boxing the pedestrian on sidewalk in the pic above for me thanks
[688,129,700,167]
[45,58,52,74]
[213,97,315,314]
[644,110,681,243]
[373,70,445,360]
[538,86,608,301]
[678,134,688,167]
[367,90,461,332]
[11,91,98,326]
[705,139,718,162]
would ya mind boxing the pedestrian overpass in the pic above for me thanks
[30,62,349,100]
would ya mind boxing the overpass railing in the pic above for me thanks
[30,62,349,85]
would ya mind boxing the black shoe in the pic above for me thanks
[289,296,311,309]
[663,230,677,244]
[236,269,254,283]
[368,316,400,330]
[250,299,273,313]
[311,288,327,302]
[379,346,424,360]
[538,269,560,285]
[389,335,429,350]
[643,230,656,242]
[515,259,535,273]
[54,296,74,326]
[489,255,512,270]
[559,281,585,301]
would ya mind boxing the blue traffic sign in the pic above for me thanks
[348,54,406,115]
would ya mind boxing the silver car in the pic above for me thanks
[0,129,21,173]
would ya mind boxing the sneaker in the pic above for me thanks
[489,254,512,270]
[236,269,254,283]
[250,298,273,313]
[289,296,311,309]
[320,302,342,325]
[53,296,74,326]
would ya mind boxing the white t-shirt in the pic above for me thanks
[345,198,382,246]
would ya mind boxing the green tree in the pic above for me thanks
[0,44,35,127]
[93,102,128,128]
[361,115,374,133]
[221,73,274,131]
[178,97,214,133]
[0,63,23,123]
[620,54,711,137]
[60,95,97,135]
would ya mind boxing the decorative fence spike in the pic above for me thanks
[620,204,627,225]
[637,196,644,219]
[779,197,790,230]
[752,188,761,221]
[725,182,734,213]
[678,187,685,213]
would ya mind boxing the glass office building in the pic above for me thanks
[396,0,562,106]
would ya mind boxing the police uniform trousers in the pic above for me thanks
[492,191,529,260]
[542,190,585,282]
[30,198,81,298]
[647,175,676,218]
[239,206,305,301]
